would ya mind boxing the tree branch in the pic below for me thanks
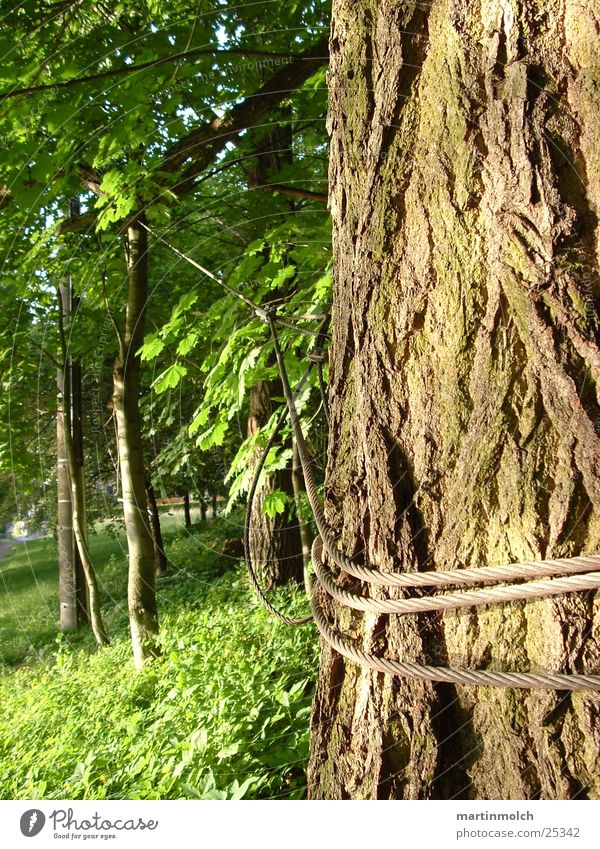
[0,47,303,100]
[56,211,98,233]
[164,36,329,196]
[2,37,329,221]
[253,183,328,203]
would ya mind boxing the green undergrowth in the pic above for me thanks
[0,517,319,799]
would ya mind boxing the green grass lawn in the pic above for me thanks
[0,531,124,666]
[0,510,214,665]
[0,516,319,799]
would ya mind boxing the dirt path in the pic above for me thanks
[0,535,46,565]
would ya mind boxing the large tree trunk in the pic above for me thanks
[248,380,305,589]
[113,214,159,669]
[308,0,600,800]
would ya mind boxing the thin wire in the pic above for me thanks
[242,315,329,625]
[140,221,327,337]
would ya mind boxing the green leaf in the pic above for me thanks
[152,363,188,393]
[173,291,198,318]
[195,415,228,449]
[189,407,210,434]
[315,271,333,299]
[246,238,265,255]
[262,489,289,518]
[217,742,239,760]
[229,777,255,800]
[139,333,165,361]
[177,332,199,356]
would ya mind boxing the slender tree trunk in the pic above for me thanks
[71,356,89,625]
[212,493,218,519]
[183,491,192,529]
[245,113,304,586]
[248,380,304,589]
[199,494,207,523]
[57,199,89,629]
[58,285,109,647]
[113,213,159,669]
[309,0,600,800]
[56,293,77,631]
[145,478,167,577]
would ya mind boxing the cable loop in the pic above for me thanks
[266,312,600,691]
[242,315,329,626]
[144,222,600,690]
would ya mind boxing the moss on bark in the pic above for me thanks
[309,0,600,799]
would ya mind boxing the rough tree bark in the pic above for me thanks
[308,0,600,799]
[113,214,159,669]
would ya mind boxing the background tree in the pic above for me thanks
[58,282,109,647]
[0,285,56,537]
[244,116,307,589]
[56,275,82,633]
